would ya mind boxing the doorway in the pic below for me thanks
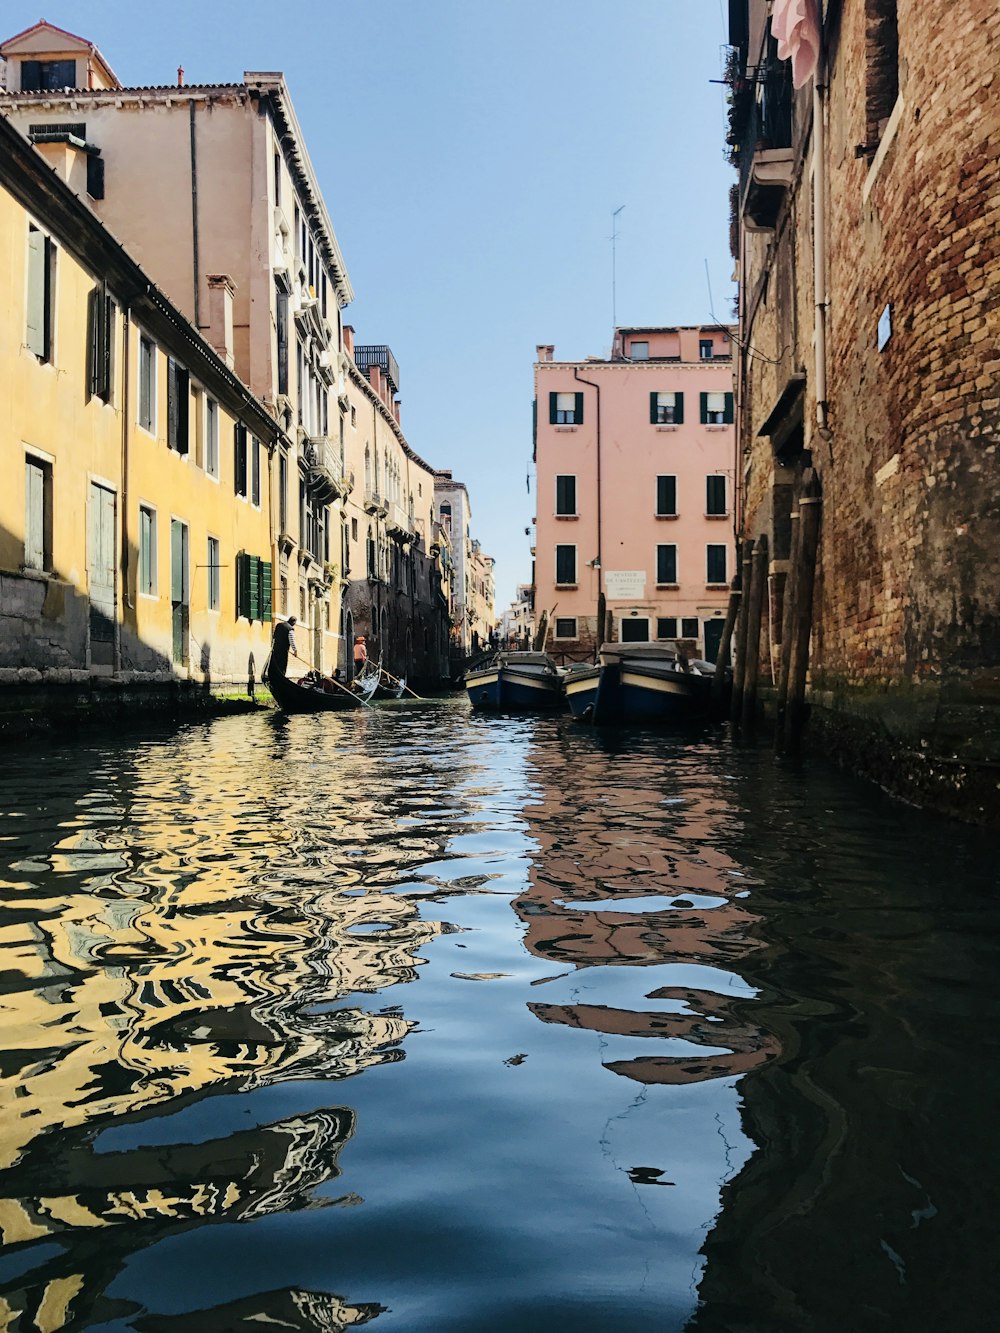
[88,482,117,670]
[620,617,649,642]
[704,618,725,663]
[170,518,189,668]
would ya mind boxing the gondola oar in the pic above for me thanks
[288,651,372,707]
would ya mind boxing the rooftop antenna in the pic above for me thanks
[611,205,625,330]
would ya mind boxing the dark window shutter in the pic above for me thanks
[549,392,558,425]
[236,551,249,618]
[681,617,699,638]
[276,288,288,396]
[167,359,178,447]
[21,61,41,91]
[86,287,99,397]
[87,154,105,200]
[574,392,584,424]
[650,391,658,424]
[248,556,261,621]
[178,368,189,453]
[532,398,537,454]
[700,392,708,424]
[674,392,684,424]
[26,227,46,358]
[723,392,734,424]
[251,438,260,506]
[657,475,676,516]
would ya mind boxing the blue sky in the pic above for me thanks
[4,1,736,608]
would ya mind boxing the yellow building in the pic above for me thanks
[0,113,281,689]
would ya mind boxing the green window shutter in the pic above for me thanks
[700,392,708,424]
[549,392,558,425]
[248,555,261,622]
[674,392,684,424]
[258,560,273,622]
[170,519,184,602]
[532,398,537,455]
[574,392,584,424]
[723,392,734,424]
[86,287,99,397]
[650,391,658,424]
[236,551,249,619]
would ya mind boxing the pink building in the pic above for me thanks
[533,326,736,661]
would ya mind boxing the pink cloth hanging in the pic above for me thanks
[771,0,821,88]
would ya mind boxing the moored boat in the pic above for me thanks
[566,643,724,725]
[465,651,566,711]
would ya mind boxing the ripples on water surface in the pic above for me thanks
[0,698,996,1331]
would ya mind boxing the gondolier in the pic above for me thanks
[269,616,297,681]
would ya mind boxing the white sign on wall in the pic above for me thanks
[604,570,646,600]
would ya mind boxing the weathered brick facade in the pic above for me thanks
[730,0,1000,821]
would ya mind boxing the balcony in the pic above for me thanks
[353,344,400,396]
[387,501,414,540]
[735,53,796,232]
[304,436,351,502]
[363,488,388,517]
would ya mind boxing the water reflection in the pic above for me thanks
[0,705,995,1330]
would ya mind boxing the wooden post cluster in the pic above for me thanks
[729,539,755,724]
[711,573,741,711]
[740,534,768,732]
[776,468,823,751]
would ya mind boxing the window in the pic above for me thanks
[205,398,219,478]
[657,617,677,639]
[351,516,358,541]
[650,391,683,425]
[273,149,281,208]
[20,59,77,91]
[351,405,357,427]
[621,617,649,642]
[555,475,577,516]
[167,359,190,453]
[630,341,649,360]
[234,424,248,498]
[24,455,52,572]
[138,334,156,432]
[699,339,714,360]
[706,475,727,515]
[86,154,105,201]
[656,544,677,585]
[707,545,728,584]
[701,391,734,425]
[550,391,583,425]
[865,0,899,147]
[251,437,261,507]
[554,617,578,639]
[86,285,116,404]
[207,536,221,611]
[138,505,157,596]
[235,552,273,622]
[656,475,677,517]
[681,617,699,638]
[26,224,55,363]
[555,545,577,585]
[276,286,289,397]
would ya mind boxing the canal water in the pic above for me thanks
[0,697,996,1331]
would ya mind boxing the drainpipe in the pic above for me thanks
[813,49,828,434]
[573,367,603,652]
[189,100,201,328]
[121,305,133,609]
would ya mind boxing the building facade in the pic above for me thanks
[533,328,736,662]
[727,0,1000,818]
[433,472,475,655]
[0,112,278,690]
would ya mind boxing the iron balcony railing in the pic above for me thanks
[736,51,794,205]
[353,344,400,396]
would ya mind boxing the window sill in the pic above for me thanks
[554,582,578,590]
[554,425,579,432]
[655,513,679,521]
[554,513,579,520]
[656,583,679,590]
[705,584,729,591]
[704,424,728,431]
[654,424,680,431]
[705,512,730,520]
[138,591,159,602]
[18,565,54,582]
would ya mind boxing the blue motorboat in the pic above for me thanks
[565,643,721,725]
[465,651,566,711]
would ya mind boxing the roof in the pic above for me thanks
[0,19,122,88]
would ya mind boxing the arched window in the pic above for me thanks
[364,446,371,495]
[440,501,452,533]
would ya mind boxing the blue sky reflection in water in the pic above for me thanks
[0,701,997,1330]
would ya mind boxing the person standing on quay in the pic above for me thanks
[269,616,297,680]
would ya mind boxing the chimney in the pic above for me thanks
[369,365,382,398]
[393,399,400,425]
[205,274,236,369]
[343,324,354,357]
[536,344,555,362]
[177,65,185,86]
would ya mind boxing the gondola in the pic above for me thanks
[266,666,364,714]
[565,643,725,725]
[465,650,566,711]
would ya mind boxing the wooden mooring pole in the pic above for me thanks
[774,494,803,748]
[711,574,741,713]
[782,469,822,752]
[740,534,768,733]
[729,539,754,725]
